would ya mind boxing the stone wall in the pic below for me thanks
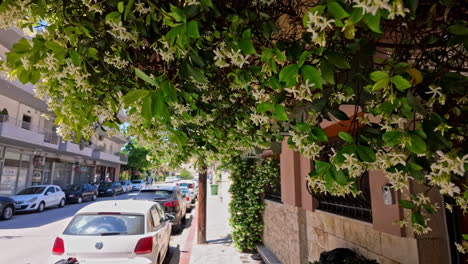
[262,200,420,264]
[263,199,301,264]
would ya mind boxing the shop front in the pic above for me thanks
[0,146,32,195]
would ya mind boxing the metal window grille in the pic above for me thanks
[307,139,373,222]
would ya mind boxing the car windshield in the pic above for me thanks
[99,183,113,188]
[16,187,45,195]
[63,214,144,236]
[135,190,173,200]
[180,188,189,194]
[132,181,142,184]
[62,184,81,191]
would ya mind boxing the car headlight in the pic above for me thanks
[28,197,38,203]
[107,189,112,192]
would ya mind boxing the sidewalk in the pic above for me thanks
[189,179,264,264]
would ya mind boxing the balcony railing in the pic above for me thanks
[0,114,59,145]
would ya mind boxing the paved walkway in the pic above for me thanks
[189,177,264,264]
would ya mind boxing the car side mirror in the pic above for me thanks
[166,214,175,222]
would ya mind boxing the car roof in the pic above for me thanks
[24,185,56,188]
[143,184,178,191]
[77,200,157,214]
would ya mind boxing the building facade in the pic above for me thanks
[261,105,464,264]
[0,29,128,196]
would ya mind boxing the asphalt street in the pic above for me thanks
[0,191,194,264]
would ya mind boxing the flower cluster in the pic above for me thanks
[304,11,335,46]
[213,43,250,68]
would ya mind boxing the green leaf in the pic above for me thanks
[301,65,322,89]
[312,127,328,142]
[327,2,349,20]
[411,211,425,226]
[186,21,200,38]
[325,170,334,191]
[29,70,41,84]
[152,90,170,120]
[448,24,468,36]
[12,38,32,53]
[239,39,256,55]
[268,77,281,90]
[69,50,82,65]
[370,71,389,82]
[356,145,376,162]
[142,95,152,122]
[134,68,155,85]
[161,80,177,101]
[325,52,351,69]
[382,131,402,147]
[372,78,389,91]
[329,109,349,121]
[105,11,121,23]
[124,0,134,20]
[310,97,328,112]
[298,51,311,67]
[294,122,311,132]
[331,166,347,185]
[87,47,99,59]
[186,63,206,83]
[320,61,335,84]
[45,41,66,59]
[392,75,411,91]
[422,204,436,214]
[315,161,331,175]
[118,1,124,13]
[256,102,274,113]
[274,104,288,121]
[18,68,30,84]
[406,134,427,154]
[279,64,299,87]
[364,12,382,33]
[463,234,468,241]
[338,131,353,143]
[123,89,149,105]
[399,200,417,210]
[242,29,252,39]
[408,162,423,171]
[350,7,364,23]
[407,92,426,115]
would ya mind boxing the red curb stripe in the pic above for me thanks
[180,207,198,264]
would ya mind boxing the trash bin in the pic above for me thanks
[211,184,218,195]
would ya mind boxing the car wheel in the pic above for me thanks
[37,202,45,212]
[92,194,97,201]
[59,199,65,208]
[77,196,83,204]
[1,205,14,220]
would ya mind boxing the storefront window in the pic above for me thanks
[0,151,20,195]
[52,162,72,187]
[73,165,95,184]
[32,157,53,185]
[16,154,30,192]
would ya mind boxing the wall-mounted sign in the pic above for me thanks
[2,168,17,176]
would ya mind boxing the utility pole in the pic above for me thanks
[197,163,207,244]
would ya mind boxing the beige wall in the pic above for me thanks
[0,94,20,119]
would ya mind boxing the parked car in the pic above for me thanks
[179,186,192,212]
[48,200,172,264]
[164,176,180,183]
[134,185,187,233]
[132,180,146,191]
[12,185,65,212]
[62,184,97,204]
[177,180,197,201]
[0,196,15,220]
[97,182,123,196]
[120,180,133,193]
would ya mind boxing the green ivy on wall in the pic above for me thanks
[228,156,280,251]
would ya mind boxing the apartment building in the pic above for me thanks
[0,28,128,195]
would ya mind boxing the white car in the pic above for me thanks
[132,180,146,191]
[177,180,198,201]
[164,176,180,183]
[12,185,65,212]
[49,200,172,264]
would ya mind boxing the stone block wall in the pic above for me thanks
[262,201,420,264]
[263,200,301,264]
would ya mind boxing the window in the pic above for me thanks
[150,206,161,227]
[309,139,373,223]
[21,115,31,130]
[64,214,145,235]
[156,204,166,222]
[45,187,55,194]
[55,187,61,192]
[264,158,281,202]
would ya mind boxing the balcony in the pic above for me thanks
[119,153,129,163]
[58,141,93,157]
[92,149,122,164]
[0,115,59,149]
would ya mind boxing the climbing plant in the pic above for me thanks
[228,156,280,251]
[0,0,466,249]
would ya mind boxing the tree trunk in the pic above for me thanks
[197,164,207,244]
